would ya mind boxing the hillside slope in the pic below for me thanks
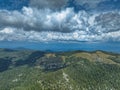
[0,49,120,90]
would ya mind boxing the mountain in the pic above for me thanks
[0,48,120,90]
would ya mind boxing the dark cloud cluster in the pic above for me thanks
[29,0,68,10]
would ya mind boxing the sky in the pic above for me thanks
[0,0,119,42]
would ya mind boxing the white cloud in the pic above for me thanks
[0,28,14,34]
[0,27,120,42]
[0,6,120,42]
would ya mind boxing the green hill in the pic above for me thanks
[0,48,120,90]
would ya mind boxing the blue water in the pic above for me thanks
[0,41,120,53]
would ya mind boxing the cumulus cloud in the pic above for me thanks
[0,3,120,42]
[0,7,90,32]
[94,12,120,33]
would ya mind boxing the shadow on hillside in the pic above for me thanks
[0,58,12,72]
[15,51,45,67]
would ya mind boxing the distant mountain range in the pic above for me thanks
[0,48,120,90]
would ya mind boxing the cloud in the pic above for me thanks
[94,12,120,33]
[68,0,120,11]
[0,27,120,42]
[0,5,120,42]
[0,7,89,32]
[29,0,68,10]
[74,0,107,7]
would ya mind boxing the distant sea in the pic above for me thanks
[0,41,120,53]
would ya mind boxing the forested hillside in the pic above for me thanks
[0,49,120,90]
